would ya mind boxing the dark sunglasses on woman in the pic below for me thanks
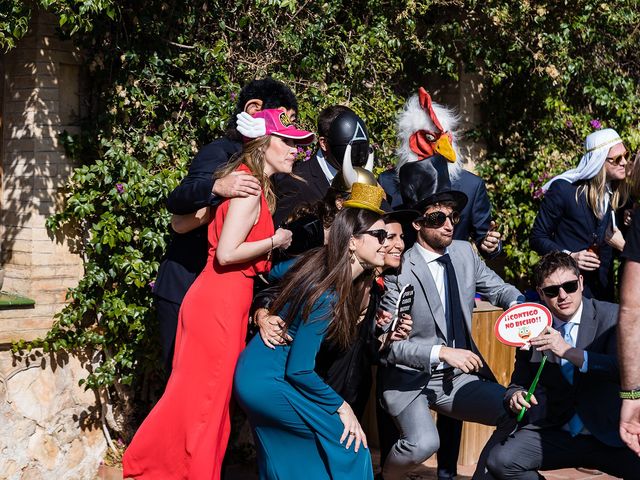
[540,279,579,298]
[417,211,461,228]
[606,151,630,166]
[360,229,388,244]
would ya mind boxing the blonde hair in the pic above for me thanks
[621,150,640,201]
[576,163,628,219]
[215,136,277,213]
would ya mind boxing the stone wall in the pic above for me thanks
[0,9,106,480]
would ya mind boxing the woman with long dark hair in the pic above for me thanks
[234,206,387,479]
[123,109,313,480]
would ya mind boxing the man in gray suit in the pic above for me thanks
[379,156,523,480]
[485,252,640,479]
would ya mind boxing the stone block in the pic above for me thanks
[4,160,36,178]
[27,428,59,469]
[0,349,107,478]
[7,75,37,90]
[4,138,36,153]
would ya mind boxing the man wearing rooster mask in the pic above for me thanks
[379,90,501,261]
[377,88,520,480]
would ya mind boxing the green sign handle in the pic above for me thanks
[516,354,547,422]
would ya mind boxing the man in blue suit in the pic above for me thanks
[486,251,640,479]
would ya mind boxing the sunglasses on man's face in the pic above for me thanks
[360,229,388,245]
[417,211,461,228]
[540,279,579,298]
[606,151,630,166]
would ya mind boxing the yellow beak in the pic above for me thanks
[435,136,456,163]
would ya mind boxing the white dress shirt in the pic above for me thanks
[413,242,449,368]
[552,301,588,372]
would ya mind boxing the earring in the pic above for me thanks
[349,249,356,264]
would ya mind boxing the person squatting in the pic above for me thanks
[123,79,640,480]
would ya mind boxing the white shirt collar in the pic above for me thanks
[315,150,336,183]
[553,300,583,328]
[414,241,449,264]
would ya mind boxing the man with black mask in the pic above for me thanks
[272,105,372,226]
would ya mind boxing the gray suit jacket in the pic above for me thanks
[379,240,523,416]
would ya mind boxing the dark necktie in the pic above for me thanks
[435,254,469,350]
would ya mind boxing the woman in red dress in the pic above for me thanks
[123,109,314,480]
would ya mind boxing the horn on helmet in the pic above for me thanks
[364,148,374,171]
[341,143,358,187]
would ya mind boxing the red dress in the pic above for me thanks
[123,175,273,480]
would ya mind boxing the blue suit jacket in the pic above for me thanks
[505,297,622,447]
[530,179,614,301]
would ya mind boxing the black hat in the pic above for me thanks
[328,111,370,167]
[398,155,468,213]
[383,207,420,225]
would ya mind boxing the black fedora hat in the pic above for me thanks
[398,156,467,213]
[383,208,420,225]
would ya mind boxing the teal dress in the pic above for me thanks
[233,292,374,479]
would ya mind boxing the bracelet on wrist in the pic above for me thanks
[620,388,640,400]
[270,236,274,251]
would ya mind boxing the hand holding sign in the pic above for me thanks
[495,303,552,421]
[389,285,415,333]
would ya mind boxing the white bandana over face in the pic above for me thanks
[543,128,623,192]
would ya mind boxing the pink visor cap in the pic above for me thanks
[251,109,315,145]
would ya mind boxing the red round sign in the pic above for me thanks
[494,303,553,347]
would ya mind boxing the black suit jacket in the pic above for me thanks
[530,179,614,301]
[505,297,622,447]
[272,154,331,227]
[153,138,242,303]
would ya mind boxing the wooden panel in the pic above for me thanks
[457,304,513,466]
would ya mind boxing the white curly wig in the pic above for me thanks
[395,92,464,181]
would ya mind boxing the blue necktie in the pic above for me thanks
[560,322,584,436]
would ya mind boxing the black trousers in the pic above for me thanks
[154,295,181,374]
[486,426,640,479]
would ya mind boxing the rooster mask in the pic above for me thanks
[395,88,467,213]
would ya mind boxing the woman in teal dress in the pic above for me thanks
[234,201,387,479]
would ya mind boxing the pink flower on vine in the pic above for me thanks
[565,120,573,128]
[149,280,155,289]
[533,188,544,200]
[116,183,125,194]
[590,119,602,130]
[230,92,237,101]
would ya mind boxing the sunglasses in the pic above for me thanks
[360,229,388,245]
[540,279,579,298]
[417,211,461,228]
[606,151,630,166]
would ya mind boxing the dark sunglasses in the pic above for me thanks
[417,211,461,228]
[540,279,579,298]
[606,151,630,166]
[360,229,388,244]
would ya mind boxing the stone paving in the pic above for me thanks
[101,450,621,479]
[218,451,620,480]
